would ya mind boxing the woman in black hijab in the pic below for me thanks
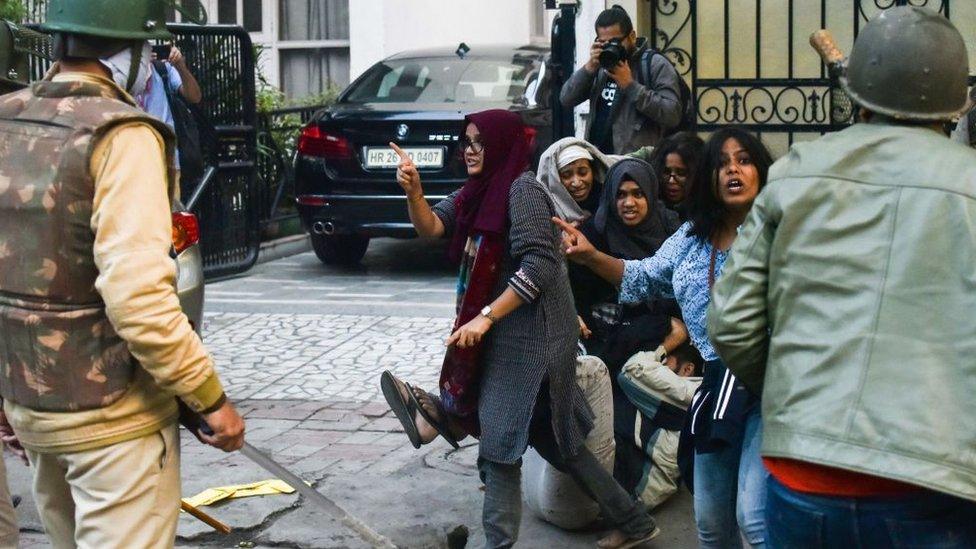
[570,158,681,365]
[568,158,686,497]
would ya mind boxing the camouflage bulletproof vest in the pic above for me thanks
[0,78,176,412]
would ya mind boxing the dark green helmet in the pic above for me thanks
[842,6,970,121]
[39,0,172,41]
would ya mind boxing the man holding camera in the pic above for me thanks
[140,42,203,191]
[560,6,682,154]
[142,43,203,121]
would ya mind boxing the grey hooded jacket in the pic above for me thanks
[559,38,681,154]
[535,136,622,221]
[709,119,976,501]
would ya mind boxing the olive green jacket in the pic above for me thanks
[709,120,976,501]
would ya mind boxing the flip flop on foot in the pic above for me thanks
[408,386,461,449]
[380,370,434,449]
[597,526,661,549]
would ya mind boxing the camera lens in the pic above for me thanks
[599,41,626,70]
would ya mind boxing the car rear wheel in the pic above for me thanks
[310,233,370,265]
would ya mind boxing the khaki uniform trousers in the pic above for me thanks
[0,443,19,549]
[27,423,180,549]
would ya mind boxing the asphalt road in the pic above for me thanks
[208,237,458,318]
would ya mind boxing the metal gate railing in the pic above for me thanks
[168,23,260,279]
[256,104,325,229]
[10,20,261,279]
[650,0,960,155]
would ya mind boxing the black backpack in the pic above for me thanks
[153,60,206,184]
[640,49,695,135]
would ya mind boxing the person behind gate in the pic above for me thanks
[559,5,682,154]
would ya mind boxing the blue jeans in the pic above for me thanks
[694,407,767,548]
[766,476,976,548]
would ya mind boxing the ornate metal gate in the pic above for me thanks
[650,0,957,155]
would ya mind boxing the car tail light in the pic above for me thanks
[296,195,330,207]
[298,125,352,159]
[172,211,200,254]
[523,126,538,150]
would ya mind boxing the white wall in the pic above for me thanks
[349,0,542,80]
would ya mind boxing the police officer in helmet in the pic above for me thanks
[0,1,244,546]
[710,7,976,545]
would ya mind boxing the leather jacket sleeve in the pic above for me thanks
[623,54,682,130]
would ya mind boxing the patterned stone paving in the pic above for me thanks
[203,312,452,402]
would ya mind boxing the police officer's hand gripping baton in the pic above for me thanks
[179,402,397,548]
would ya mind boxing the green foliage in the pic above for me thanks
[253,43,342,113]
[252,43,344,225]
[0,0,29,22]
[254,45,342,236]
[253,42,342,165]
[290,85,342,109]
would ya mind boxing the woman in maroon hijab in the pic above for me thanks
[380,110,657,548]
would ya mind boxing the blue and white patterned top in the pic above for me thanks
[619,222,727,361]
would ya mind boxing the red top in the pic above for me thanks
[764,458,923,497]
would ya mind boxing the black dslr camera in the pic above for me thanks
[598,38,627,70]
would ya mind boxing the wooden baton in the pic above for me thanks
[181,500,232,535]
[809,29,845,67]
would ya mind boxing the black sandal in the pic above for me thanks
[380,370,422,449]
[408,387,460,449]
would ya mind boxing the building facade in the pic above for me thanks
[197,0,976,155]
[199,0,351,100]
[201,0,553,101]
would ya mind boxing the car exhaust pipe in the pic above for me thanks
[312,221,336,236]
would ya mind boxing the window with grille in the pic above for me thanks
[277,0,351,98]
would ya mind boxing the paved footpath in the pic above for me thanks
[10,238,696,548]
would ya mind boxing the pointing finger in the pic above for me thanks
[552,217,580,235]
[389,142,411,162]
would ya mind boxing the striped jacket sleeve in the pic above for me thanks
[507,175,559,303]
[431,189,461,237]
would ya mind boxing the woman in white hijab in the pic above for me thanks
[537,137,622,219]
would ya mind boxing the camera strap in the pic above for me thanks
[639,49,654,87]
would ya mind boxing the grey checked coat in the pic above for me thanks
[433,172,594,464]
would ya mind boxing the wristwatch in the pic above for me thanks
[480,305,498,323]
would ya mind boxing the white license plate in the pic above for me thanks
[364,147,444,169]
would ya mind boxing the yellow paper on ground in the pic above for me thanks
[182,479,300,507]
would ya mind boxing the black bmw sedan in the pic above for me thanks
[295,44,553,265]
